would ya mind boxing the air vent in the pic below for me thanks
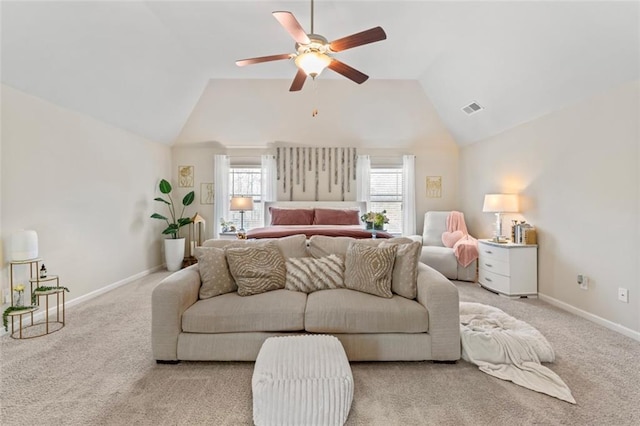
[462,101,484,115]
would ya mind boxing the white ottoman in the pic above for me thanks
[252,335,354,426]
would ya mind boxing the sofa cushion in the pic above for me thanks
[305,289,428,333]
[182,289,306,333]
[269,207,315,225]
[379,240,421,299]
[419,246,458,280]
[203,234,308,258]
[308,236,355,258]
[344,242,397,298]
[423,211,450,247]
[194,246,237,299]
[285,255,345,293]
[226,243,286,296]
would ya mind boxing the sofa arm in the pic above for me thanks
[416,263,460,361]
[152,265,200,361]
[406,235,423,244]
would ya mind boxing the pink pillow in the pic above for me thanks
[313,208,360,225]
[442,230,464,248]
[269,208,315,225]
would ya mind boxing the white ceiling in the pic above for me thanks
[2,1,639,146]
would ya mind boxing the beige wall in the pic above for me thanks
[1,85,171,304]
[460,80,640,334]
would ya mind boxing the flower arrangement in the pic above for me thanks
[220,218,236,233]
[361,210,389,230]
[14,284,25,306]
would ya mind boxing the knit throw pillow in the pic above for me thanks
[225,243,286,296]
[344,242,397,298]
[285,255,345,293]
[195,247,237,299]
[378,240,421,299]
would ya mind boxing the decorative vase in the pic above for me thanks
[10,230,38,261]
[365,222,384,231]
[15,292,24,307]
[164,238,185,272]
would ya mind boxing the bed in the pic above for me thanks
[245,201,393,239]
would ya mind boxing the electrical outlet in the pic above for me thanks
[618,287,629,303]
[577,274,588,290]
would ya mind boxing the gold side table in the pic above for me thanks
[9,288,66,339]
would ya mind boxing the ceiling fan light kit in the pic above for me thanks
[236,0,386,92]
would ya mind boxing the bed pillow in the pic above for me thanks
[285,255,345,293]
[344,242,397,298]
[313,208,360,225]
[269,207,315,225]
[378,240,421,299]
[225,243,286,296]
[194,247,237,299]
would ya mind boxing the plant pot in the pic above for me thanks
[164,238,185,272]
[365,222,385,231]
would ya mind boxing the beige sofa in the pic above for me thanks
[152,235,460,363]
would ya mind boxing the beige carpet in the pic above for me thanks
[1,271,639,425]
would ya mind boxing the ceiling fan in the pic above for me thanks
[235,0,387,92]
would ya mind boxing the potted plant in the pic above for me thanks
[361,210,389,231]
[151,179,195,271]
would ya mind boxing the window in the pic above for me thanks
[369,167,403,234]
[229,167,263,230]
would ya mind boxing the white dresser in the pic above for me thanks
[477,239,538,298]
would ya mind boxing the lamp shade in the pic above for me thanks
[230,196,254,211]
[10,230,38,261]
[482,194,519,213]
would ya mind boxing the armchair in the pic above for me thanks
[410,211,477,282]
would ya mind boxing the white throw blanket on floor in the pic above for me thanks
[460,302,576,404]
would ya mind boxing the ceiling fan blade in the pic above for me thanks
[273,11,311,45]
[289,69,307,92]
[236,53,292,67]
[328,59,369,84]
[329,26,387,52]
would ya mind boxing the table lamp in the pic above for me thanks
[482,194,519,242]
[230,196,254,234]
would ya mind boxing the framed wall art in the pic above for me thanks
[426,176,442,198]
[200,182,214,204]
[179,166,194,187]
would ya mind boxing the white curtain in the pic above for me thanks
[214,155,230,238]
[402,154,416,236]
[356,155,371,207]
[261,155,277,203]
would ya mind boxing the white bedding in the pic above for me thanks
[460,302,575,404]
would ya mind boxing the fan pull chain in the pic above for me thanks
[312,78,319,117]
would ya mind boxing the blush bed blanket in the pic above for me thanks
[246,225,393,240]
[460,302,575,404]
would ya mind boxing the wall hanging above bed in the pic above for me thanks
[276,147,357,202]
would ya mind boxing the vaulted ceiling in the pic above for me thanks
[2,1,638,146]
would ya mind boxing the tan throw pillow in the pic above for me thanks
[285,254,345,293]
[379,240,421,299]
[225,243,286,296]
[344,242,397,298]
[194,247,237,299]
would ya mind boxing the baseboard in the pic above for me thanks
[1,265,164,337]
[538,292,640,342]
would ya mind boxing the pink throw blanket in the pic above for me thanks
[446,211,479,267]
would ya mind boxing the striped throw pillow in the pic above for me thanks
[285,255,345,293]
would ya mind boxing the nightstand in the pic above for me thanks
[477,239,538,298]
